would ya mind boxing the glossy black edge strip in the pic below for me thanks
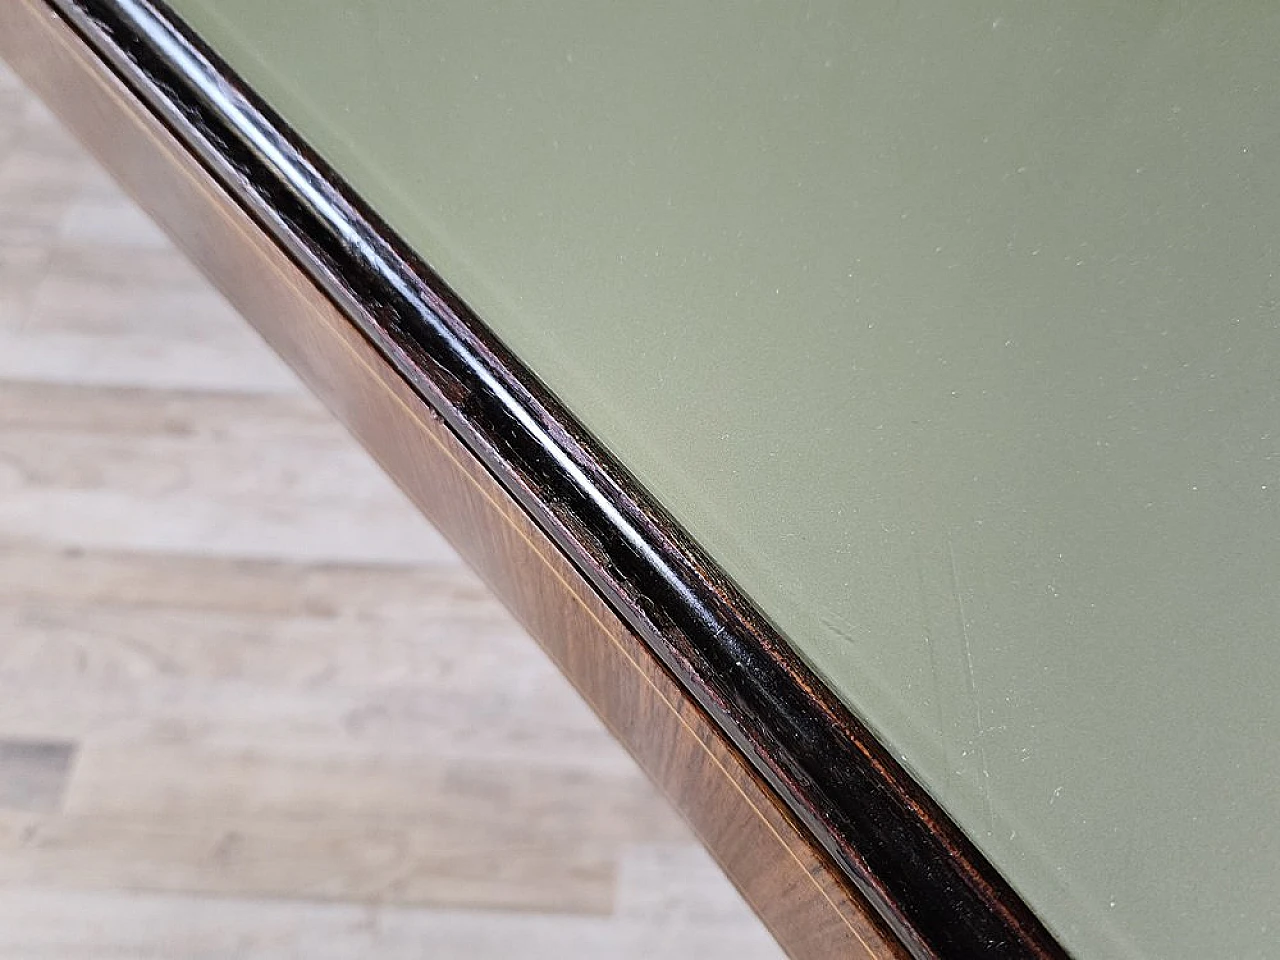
[44,2,1068,956]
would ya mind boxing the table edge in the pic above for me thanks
[16,1,1068,956]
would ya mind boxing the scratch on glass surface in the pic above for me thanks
[947,534,993,836]
[914,545,949,773]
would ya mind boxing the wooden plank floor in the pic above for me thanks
[0,60,785,959]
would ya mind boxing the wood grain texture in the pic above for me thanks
[0,48,785,960]
[22,3,1070,957]
[0,2,904,957]
[0,875,782,960]
[0,741,76,812]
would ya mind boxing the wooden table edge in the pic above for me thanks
[0,2,906,957]
[1,2,1078,957]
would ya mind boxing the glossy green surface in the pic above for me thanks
[166,2,1280,956]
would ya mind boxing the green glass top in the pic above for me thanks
[165,2,1280,956]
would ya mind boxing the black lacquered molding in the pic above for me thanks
[46,1,1068,956]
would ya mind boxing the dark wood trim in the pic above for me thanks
[0,5,904,956]
[3,1,1067,957]
[0,7,906,953]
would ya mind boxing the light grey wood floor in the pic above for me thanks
[0,62,784,959]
